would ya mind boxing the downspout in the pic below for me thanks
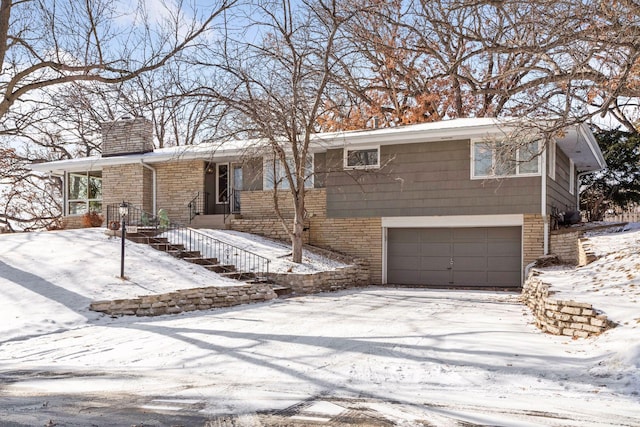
[541,147,549,255]
[140,160,157,215]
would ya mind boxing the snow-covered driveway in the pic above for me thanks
[1,288,638,426]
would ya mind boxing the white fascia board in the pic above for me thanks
[382,214,524,228]
[312,119,509,150]
[28,144,248,174]
[578,123,606,170]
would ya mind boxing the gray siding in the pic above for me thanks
[547,147,576,212]
[326,140,543,218]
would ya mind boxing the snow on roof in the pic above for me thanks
[29,117,604,174]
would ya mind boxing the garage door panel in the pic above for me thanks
[420,256,451,270]
[388,242,420,254]
[488,271,520,285]
[487,256,521,271]
[452,228,487,241]
[420,243,451,257]
[453,242,486,256]
[388,229,420,243]
[418,271,451,286]
[420,229,451,243]
[454,257,488,271]
[453,271,489,285]
[388,255,420,270]
[388,268,421,284]
[488,227,521,239]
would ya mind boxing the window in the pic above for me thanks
[569,159,576,195]
[547,139,557,180]
[472,140,540,178]
[217,163,229,203]
[344,147,380,169]
[264,156,314,190]
[67,171,102,215]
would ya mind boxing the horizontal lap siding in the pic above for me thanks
[326,140,542,218]
[548,148,576,211]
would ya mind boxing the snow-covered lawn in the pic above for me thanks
[0,226,638,426]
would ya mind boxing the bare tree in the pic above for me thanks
[335,0,640,136]
[0,0,237,229]
[195,0,360,263]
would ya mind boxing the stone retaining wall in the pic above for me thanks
[550,223,626,265]
[90,283,277,317]
[268,259,369,295]
[522,273,614,338]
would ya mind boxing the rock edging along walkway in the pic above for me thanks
[522,272,615,338]
[90,283,277,316]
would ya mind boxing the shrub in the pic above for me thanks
[81,211,104,228]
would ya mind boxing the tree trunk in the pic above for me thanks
[291,204,305,263]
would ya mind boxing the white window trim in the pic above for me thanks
[343,146,381,170]
[470,139,541,180]
[263,155,314,190]
[66,171,103,216]
[569,159,575,195]
[547,139,556,181]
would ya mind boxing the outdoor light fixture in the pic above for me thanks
[119,201,128,279]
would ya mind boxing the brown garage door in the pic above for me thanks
[387,227,522,288]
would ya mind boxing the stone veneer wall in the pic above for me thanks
[155,160,205,224]
[523,214,545,267]
[231,189,382,284]
[61,216,84,229]
[102,164,152,214]
[522,272,614,338]
[101,118,154,157]
[90,283,277,317]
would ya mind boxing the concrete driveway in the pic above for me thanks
[1,288,638,426]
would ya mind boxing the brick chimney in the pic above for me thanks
[101,117,154,157]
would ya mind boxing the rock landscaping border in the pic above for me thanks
[90,283,277,317]
[522,272,615,338]
[267,259,369,295]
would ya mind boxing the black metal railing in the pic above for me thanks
[188,192,209,222]
[106,203,270,280]
[106,203,160,229]
[160,226,270,279]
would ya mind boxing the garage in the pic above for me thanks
[386,227,522,288]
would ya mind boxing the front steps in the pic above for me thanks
[125,230,280,290]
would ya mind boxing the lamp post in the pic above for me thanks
[119,201,128,279]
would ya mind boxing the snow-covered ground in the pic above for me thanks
[0,226,638,426]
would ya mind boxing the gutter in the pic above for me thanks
[140,160,157,215]
[541,146,549,255]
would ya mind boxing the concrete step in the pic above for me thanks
[183,257,219,265]
[149,243,185,251]
[203,264,236,273]
[220,271,255,281]
[190,214,227,229]
[167,250,202,259]
[127,236,169,244]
